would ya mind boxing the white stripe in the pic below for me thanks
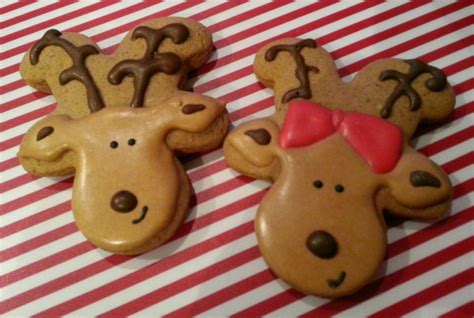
[413,113,474,149]
[204,280,299,317]
[117,256,269,316]
[0,0,20,9]
[2,1,100,53]
[0,211,73,253]
[0,0,58,25]
[336,249,474,317]
[430,139,473,165]
[6,223,257,315]
[405,284,474,317]
[1,188,72,227]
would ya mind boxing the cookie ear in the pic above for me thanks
[351,59,455,138]
[224,118,284,181]
[254,38,341,114]
[379,148,452,220]
[148,92,227,152]
[18,115,79,176]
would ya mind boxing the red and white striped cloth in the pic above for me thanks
[1,1,473,316]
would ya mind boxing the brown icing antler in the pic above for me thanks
[30,29,105,112]
[379,59,448,118]
[265,39,319,103]
[108,24,189,108]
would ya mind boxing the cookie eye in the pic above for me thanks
[128,138,136,146]
[313,180,323,188]
[110,141,118,149]
[335,184,344,193]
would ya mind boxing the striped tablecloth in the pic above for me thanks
[1,1,473,316]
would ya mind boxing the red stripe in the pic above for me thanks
[1,177,73,215]
[440,301,474,318]
[0,201,71,238]
[0,221,255,315]
[300,239,474,317]
[0,0,77,39]
[443,153,473,175]
[338,16,473,77]
[370,268,474,317]
[0,222,77,263]
[98,246,262,318]
[165,269,277,318]
[0,0,35,16]
[0,157,19,173]
[1,1,119,57]
[421,127,474,157]
[0,0,203,77]
[171,206,473,317]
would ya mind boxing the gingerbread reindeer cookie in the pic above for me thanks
[224,38,454,298]
[18,18,229,255]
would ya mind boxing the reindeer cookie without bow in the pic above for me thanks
[224,38,454,298]
[19,18,229,255]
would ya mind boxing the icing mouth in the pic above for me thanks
[327,271,346,288]
[132,206,148,224]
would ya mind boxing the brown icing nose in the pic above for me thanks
[306,230,338,259]
[111,190,138,212]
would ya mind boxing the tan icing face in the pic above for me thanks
[19,92,225,254]
[225,117,451,298]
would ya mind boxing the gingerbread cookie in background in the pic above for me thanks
[18,17,229,255]
[224,38,455,298]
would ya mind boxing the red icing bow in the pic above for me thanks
[279,100,403,173]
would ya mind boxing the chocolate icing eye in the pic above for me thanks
[313,180,323,188]
[110,141,118,149]
[128,138,136,146]
[36,126,54,141]
[335,184,344,193]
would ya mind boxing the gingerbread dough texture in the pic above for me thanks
[224,38,454,298]
[18,17,229,255]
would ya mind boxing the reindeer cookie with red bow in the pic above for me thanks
[18,18,229,255]
[224,38,454,298]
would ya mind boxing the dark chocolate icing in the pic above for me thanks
[410,170,441,188]
[265,39,319,103]
[313,180,323,188]
[328,271,346,289]
[132,206,148,224]
[30,29,104,112]
[182,104,206,114]
[379,59,447,118]
[306,230,338,259]
[36,126,54,141]
[335,184,344,193]
[244,129,272,145]
[110,141,118,149]
[111,190,138,212]
[108,24,189,108]
[128,138,136,146]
